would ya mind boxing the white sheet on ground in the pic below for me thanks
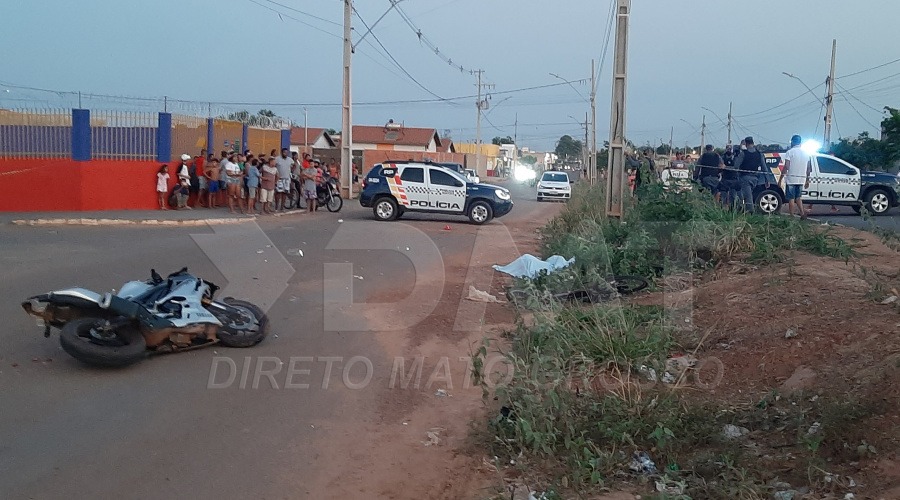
[492,254,575,279]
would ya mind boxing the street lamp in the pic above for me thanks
[782,72,826,106]
[550,73,588,102]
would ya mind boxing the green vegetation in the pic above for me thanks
[477,183,872,498]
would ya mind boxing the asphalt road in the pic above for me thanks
[0,179,549,499]
[804,204,900,232]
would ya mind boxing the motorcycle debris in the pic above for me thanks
[443,225,452,231]
[338,219,344,223]
[256,250,264,254]
[354,275,364,280]
[435,389,449,397]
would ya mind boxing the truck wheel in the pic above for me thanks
[755,189,782,214]
[373,197,399,221]
[865,188,891,215]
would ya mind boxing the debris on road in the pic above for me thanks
[466,286,502,303]
[422,428,443,447]
[785,328,798,338]
[629,451,658,474]
[723,424,750,439]
[443,225,452,231]
[881,295,898,305]
[286,248,304,257]
[434,389,449,397]
[354,275,364,280]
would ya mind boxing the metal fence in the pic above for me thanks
[171,114,207,159]
[212,119,243,154]
[0,109,72,159]
[90,110,157,161]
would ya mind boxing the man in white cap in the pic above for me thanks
[176,154,193,210]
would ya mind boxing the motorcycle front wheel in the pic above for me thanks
[326,193,343,212]
[59,317,147,367]
[213,298,269,347]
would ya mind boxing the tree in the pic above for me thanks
[831,131,888,170]
[520,155,537,166]
[492,136,514,145]
[325,128,339,135]
[223,109,284,127]
[258,109,276,117]
[881,106,900,167]
[555,135,582,160]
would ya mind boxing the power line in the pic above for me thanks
[246,0,342,39]
[390,0,475,75]
[258,0,342,26]
[734,83,824,118]
[834,83,881,129]
[835,82,883,114]
[351,6,452,103]
[595,0,616,93]
[837,56,900,80]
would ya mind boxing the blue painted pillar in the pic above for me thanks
[157,112,172,163]
[241,123,249,154]
[280,129,291,151]
[72,109,91,161]
[207,118,215,155]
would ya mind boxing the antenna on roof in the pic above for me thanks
[385,119,402,130]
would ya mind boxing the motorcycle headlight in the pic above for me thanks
[495,189,510,200]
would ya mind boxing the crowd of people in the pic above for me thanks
[625,135,818,218]
[156,148,353,215]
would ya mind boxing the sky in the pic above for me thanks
[1,0,898,151]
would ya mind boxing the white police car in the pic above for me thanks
[359,161,513,224]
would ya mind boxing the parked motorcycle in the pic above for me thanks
[288,175,343,212]
[21,268,269,367]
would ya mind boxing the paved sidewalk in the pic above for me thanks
[1,207,310,226]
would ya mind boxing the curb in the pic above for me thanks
[10,217,256,227]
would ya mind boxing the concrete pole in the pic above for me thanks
[341,0,353,198]
[475,69,483,174]
[304,108,308,154]
[700,115,706,153]
[605,0,630,218]
[824,39,837,147]
[727,102,733,147]
[590,58,597,185]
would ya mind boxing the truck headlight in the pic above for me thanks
[496,189,510,200]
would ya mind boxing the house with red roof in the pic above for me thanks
[289,127,335,152]
[334,121,443,153]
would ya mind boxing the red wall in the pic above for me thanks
[0,159,170,212]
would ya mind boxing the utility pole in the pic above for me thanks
[669,126,674,156]
[304,108,309,153]
[340,0,353,198]
[823,39,837,147]
[473,70,492,175]
[584,112,590,173]
[590,58,598,185]
[727,102,733,147]
[605,0,630,218]
[512,113,518,178]
[700,115,706,153]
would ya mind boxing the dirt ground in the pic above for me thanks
[633,225,900,499]
[308,210,899,499]
[304,198,562,499]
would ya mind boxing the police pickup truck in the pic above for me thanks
[757,153,900,215]
[359,161,513,224]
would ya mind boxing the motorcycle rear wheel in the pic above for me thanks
[214,298,269,347]
[59,317,147,367]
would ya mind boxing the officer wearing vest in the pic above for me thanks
[733,136,766,212]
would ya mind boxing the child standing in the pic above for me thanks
[246,158,261,215]
[156,165,170,210]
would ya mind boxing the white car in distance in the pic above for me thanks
[536,171,572,201]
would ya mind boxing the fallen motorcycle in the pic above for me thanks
[506,275,649,307]
[21,268,269,367]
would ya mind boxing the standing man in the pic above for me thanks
[274,148,294,211]
[734,137,766,213]
[642,149,657,180]
[781,134,812,219]
[695,145,724,196]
